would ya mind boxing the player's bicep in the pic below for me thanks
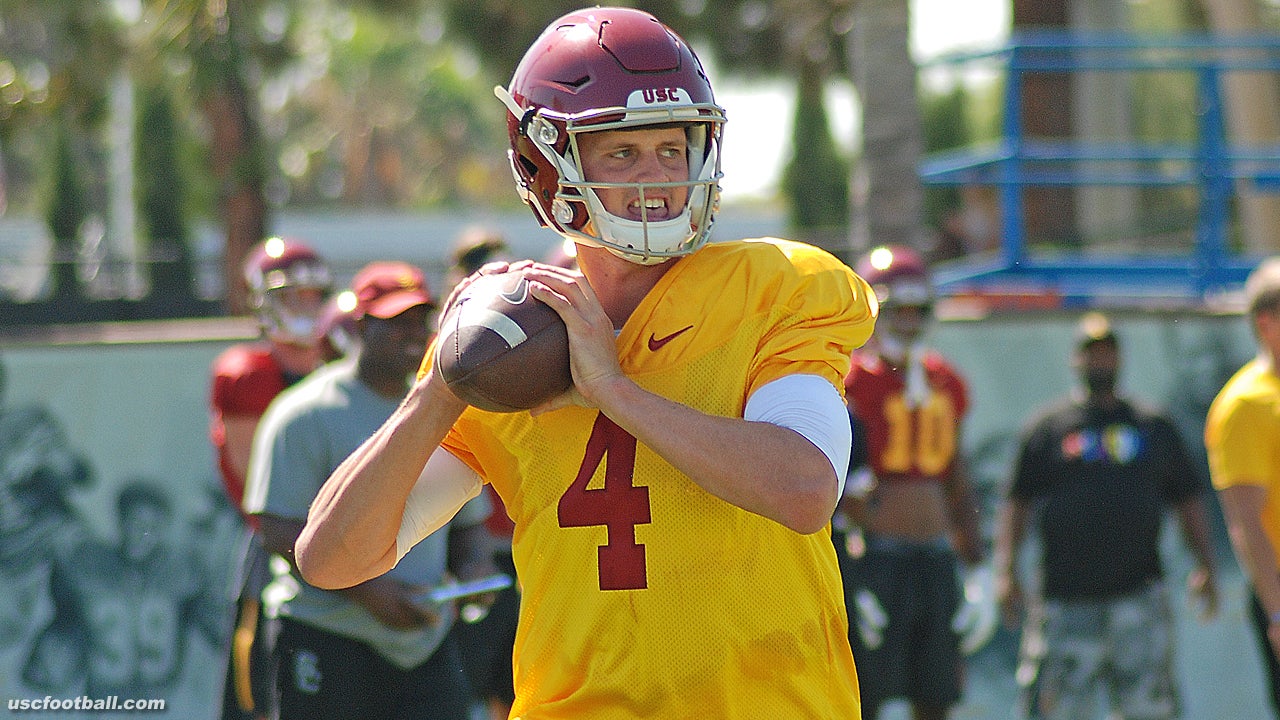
[745,374,851,494]
[1218,483,1268,529]
[396,448,483,562]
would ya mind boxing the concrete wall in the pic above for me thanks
[0,309,1270,718]
[1,329,248,718]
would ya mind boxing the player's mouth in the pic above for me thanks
[629,196,672,221]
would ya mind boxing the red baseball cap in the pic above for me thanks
[351,261,436,319]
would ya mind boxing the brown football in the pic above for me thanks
[434,271,572,413]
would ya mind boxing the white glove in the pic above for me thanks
[852,588,888,651]
[951,565,999,655]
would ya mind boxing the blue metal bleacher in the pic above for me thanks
[919,32,1280,310]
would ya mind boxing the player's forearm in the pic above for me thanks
[1233,521,1280,612]
[1220,486,1280,615]
[297,373,465,588]
[944,460,985,564]
[1176,496,1218,577]
[992,500,1027,582]
[596,376,838,534]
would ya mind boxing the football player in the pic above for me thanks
[209,236,332,720]
[840,244,991,720]
[296,7,877,718]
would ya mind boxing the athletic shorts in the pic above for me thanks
[1018,581,1179,720]
[273,617,473,720]
[840,533,963,711]
[451,550,518,704]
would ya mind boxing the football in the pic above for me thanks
[434,270,573,413]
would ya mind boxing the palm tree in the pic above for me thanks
[846,0,926,254]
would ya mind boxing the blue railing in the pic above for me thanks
[919,32,1280,308]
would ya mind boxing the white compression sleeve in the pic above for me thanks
[744,374,853,496]
[395,448,483,562]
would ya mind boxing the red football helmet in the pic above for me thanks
[315,289,361,360]
[855,245,934,310]
[495,7,726,265]
[243,236,332,345]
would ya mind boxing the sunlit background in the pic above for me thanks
[716,0,1010,202]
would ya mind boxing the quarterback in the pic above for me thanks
[296,7,876,719]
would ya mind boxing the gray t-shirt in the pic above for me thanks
[244,358,490,669]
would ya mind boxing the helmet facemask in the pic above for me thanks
[255,284,330,346]
[497,89,725,266]
[245,250,332,346]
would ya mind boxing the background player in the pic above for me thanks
[294,7,877,718]
[208,236,332,720]
[446,225,511,288]
[244,260,494,720]
[1206,257,1280,718]
[840,244,988,720]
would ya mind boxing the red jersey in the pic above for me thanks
[845,349,968,482]
[209,344,292,513]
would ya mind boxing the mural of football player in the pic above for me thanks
[22,479,224,698]
[0,388,93,650]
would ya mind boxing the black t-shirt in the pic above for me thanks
[1010,397,1204,600]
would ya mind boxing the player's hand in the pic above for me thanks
[851,587,888,651]
[951,565,999,655]
[340,577,442,630]
[1187,565,1219,622]
[523,265,626,411]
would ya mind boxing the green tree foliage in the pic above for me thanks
[136,83,198,304]
[781,65,850,254]
[0,1,119,216]
[920,85,968,232]
[274,5,510,208]
[44,119,88,301]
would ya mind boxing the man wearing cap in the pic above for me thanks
[1206,257,1280,718]
[994,312,1219,720]
[242,261,495,720]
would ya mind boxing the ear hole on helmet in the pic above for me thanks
[517,154,539,178]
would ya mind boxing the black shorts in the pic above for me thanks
[451,551,518,704]
[840,534,963,711]
[273,617,473,720]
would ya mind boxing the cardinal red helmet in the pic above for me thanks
[243,237,332,345]
[495,7,725,265]
[855,245,934,309]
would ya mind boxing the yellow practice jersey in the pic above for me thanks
[1206,358,1280,554]
[439,238,875,719]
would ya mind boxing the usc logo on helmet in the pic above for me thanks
[631,87,691,106]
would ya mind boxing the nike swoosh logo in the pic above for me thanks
[499,279,530,305]
[647,325,694,352]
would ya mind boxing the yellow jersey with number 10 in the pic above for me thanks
[440,238,876,720]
